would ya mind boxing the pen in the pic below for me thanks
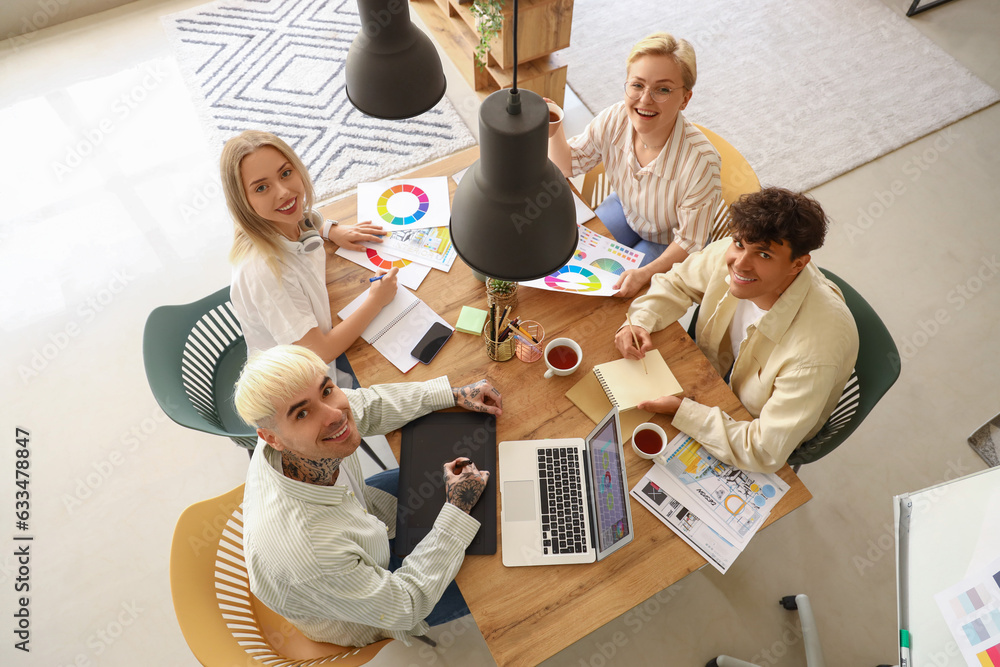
[899,629,910,667]
[625,313,648,374]
[368,275,384,283]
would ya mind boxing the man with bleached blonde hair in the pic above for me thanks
[234,344,500,647]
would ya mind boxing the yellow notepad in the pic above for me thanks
[592,349,682,411]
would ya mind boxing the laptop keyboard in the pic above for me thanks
[537,447,587,555]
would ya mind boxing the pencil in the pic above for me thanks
[625,312,648,374]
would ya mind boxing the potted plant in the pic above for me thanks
[471,0,504,69]
[485,277,518,311]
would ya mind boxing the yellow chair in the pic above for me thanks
[579,124,760,243]
[169,484,392,666]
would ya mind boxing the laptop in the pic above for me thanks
[499,408,634,566]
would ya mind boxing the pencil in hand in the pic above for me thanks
[625,312,648,375]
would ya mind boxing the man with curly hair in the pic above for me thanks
[615,187,859,473]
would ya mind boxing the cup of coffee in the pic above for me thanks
[631,422,668,460]
[547,102,564,138]
[543,338,582,378]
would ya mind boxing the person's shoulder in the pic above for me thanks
[678,114,721,163]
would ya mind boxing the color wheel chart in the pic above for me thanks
[357,177,450,230]
[366,248,410,269]
[590,258,626,275]
[376,183,429,225]
[544,265,603,292]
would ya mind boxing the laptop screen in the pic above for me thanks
[587,415,631,552]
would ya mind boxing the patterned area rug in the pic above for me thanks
[161,0,474,200]
[564,0,999,192]
[969,414,1000,468]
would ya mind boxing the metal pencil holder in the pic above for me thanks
[483,322,516,362]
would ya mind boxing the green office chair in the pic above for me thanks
[685,268,899,471]
[786,268,899,470]
[143,286,258,450]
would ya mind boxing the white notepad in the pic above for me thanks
[592,349,682,411]
[337,287,451,373]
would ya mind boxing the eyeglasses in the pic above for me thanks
[624,80,684,103]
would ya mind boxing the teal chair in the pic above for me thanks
[685,268,899,471]
[787,268,899,470]
[143,286,258,450]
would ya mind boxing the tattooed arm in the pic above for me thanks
[451,379,503,417]
[443,458,490,514]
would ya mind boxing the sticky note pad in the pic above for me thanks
[455,306,488,335]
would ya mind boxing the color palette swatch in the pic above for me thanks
[953,585,994,617]
[977,643,1000,666]
[544,265,602,292]
[963,610,1000,645]
[376,183,429,225]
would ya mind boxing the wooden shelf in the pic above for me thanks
[411,0,570,106]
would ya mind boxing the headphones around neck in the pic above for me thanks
[297,210,324,253]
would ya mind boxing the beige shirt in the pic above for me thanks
[568,102,721,252]
[627,239,859,473]
[242,377,481,647]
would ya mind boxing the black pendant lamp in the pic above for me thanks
[449,0,578,281]
[345,0,447,120]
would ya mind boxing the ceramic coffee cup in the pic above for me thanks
[543,337,582,378]
[631,422,668,460]
[547,102,564,138]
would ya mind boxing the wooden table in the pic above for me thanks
[320,147,812,667]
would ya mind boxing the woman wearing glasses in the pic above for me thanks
[548,32,721,298]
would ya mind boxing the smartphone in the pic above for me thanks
[410,322,453,364]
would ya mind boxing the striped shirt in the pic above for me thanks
[569,103,722,252]
[242,377,481,647]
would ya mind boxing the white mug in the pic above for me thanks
[631,422,668,461]
[543,338,582,378]
[547,102,564,138]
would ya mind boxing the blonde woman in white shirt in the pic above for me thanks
[223,130,398,387]
[548,32,722,298]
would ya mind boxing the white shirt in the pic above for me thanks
[729,298,767,368]
[568,102,722,252]
[230,235,331,355]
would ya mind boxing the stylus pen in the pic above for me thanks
[369,275,384,283]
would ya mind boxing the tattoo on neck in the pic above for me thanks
[281,450,343,486]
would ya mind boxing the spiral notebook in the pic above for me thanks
[337,287,451,373]
[592,349,682,412]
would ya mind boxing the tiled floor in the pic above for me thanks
[1,0,998,665]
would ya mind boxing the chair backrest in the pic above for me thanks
[169,484,391,666]
[143,287,257,449]
[693,124,761,244]
[788,269,900,467]
[580,162,611,212]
